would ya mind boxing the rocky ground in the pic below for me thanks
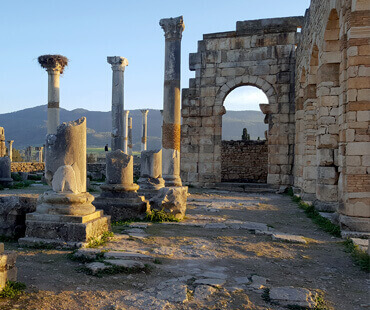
[0,188,369,310]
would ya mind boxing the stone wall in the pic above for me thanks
[181,16,303,187]
[294,0,370,233]
[221,140,267,183]
[11,162,45,173]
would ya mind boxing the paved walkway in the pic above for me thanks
[1,189,369,309]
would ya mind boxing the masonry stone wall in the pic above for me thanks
[11,162,45,173]
[294,0,370,233]
[221,140,267,183]
[181,16,303,187]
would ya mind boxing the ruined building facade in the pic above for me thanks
[181,0,369,234]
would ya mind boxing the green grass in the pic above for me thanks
[67,250,106,263]
[343,239,370,272]
[287,190,341,238]
[0,281,26,299]
[8,180,34,190]
[86,231,114,248]
[77,262,153,278]
[145,209,180,223]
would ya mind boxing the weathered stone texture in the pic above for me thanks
[221,140,267,183]
[11,162,45,173]
[0,243,17,292]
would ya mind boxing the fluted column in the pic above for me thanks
[38,55,68,135]
[128,117,133,155]
[7,140,13,162]
[159,16,184,187]
[107,56,128,151]
[123,110,129,154]
[141,110,149,152]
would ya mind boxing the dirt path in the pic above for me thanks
[0,190,368,310]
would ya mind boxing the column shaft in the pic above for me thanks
[123,111,129,154]
[141,110,149,152]
[128,117,133,155]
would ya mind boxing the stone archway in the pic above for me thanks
[181,16,302,187]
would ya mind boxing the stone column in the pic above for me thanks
[138,149,165,198]
[38,55,68,135]
[141,110,149,152]
[160,16,184,187]
[0,157,13,187]
[123,110,129,154]
[107,56,129,151]
[37,146,44,163]
[19,118,110,247]
[128,117,133,156]
[0,128,6,157]
[7,140,13,162]
[93,150,149,221]
[160,110,164,140]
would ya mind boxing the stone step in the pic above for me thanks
[213,182,276,193]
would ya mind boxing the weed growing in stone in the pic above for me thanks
[153,258,162,264]
[77,263,153,278]
[287,191,341,238]
[8,181,34,190]
[86,231,114,248]
[261,288,270,303]
[343,239,370,272]
[146,209,180,223]
[67,250,106,263]
[0,281,26,299]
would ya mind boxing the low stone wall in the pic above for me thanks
[221,140,268,183]
[11,162,45,173]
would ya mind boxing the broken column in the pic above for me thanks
[107,56,128,151]
[7,140,13,162]
[0,128,5,157]
[0,243,17,292]
[160,16,184,187]
[141,109,149,152]
[138,149,165,198]
[38,55,68,135]
[0,157,13,187]
[123,110,129,154]
[36,146,44,163]
[128,117,133,156]
[93,150,149,221]
[19,118,110,248]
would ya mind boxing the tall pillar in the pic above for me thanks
[7,140,13,162]
[159,16,184,187]
[107,56,128,151]
[38,55,68,135]
[128,117,133,155]
[141,110,149,152]
[160,110,164,140]
[0,128,6,157]
[37,146,44,163]
[123,110,129,154]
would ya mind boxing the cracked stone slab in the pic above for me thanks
[128,222,150,229]
[272,233,307,244]
[85,262,109,274]
[104,251,152,260]
[234,277,251,285]
[201,271,228,279]
[204,223,228,229]
[156,283,188,303]
[194,278,226,287]
[152,246,175,256]
[269,286,317,308]
[248,275,267,290]
[104,259,145,269]
[193,285,217,300]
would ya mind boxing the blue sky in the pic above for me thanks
[0,0,310,114]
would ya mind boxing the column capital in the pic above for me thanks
[124,110,130,116]
[107,56,129,71]
[7,140,13,144]
[159,16,185,40]
[38,55,68,74]
[140,109,149,116]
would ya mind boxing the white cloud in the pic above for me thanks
[224,86,268,111]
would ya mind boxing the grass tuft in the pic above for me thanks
[0,281,26,299]
[86,231,114,248]
[77,263,153,278]
[261,288,270,303]
[288,191,341,238]
[145,209,180,223]
[343,239,370,272]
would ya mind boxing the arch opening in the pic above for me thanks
[221,85,269,184]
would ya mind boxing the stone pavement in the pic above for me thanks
[2,189,369,310]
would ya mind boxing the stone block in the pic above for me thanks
[316,184,338,202]
[317,166,338,184]
[317,149,334,166]
[149,186,188,220]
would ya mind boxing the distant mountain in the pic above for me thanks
[0,105,266,151]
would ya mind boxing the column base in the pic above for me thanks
[339,214,370,233]
[19,191,111,248]
[138,177,165,199]
[149,186,188,220]
[93,185,149,222]
[0,245,17,291]
[0,178,13,187]
[163,175,182,187]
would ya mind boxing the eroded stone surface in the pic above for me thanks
[269,286,317,308]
